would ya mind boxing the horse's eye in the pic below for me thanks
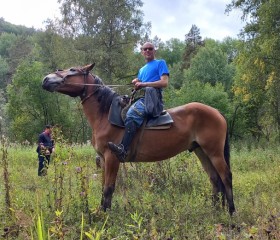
[70,68,76,72]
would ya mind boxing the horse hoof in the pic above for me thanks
[229,206,236,216]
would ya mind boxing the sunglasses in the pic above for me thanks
[142,47,154,51]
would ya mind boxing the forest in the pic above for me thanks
[0,0,280,239]
[0,0,279,145]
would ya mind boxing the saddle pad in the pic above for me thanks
[145,112,174,128]
[108,96,174,129]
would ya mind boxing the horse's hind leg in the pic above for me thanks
[194,148,225,208]
[206,153,235,215]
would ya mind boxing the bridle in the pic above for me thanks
[55,69,103,103]
[54,68,130,104]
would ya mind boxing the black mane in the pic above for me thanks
[94,76,118,114]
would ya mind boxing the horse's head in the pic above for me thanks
[43,63,116,113]
[42,63,95,97]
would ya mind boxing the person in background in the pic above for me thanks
[108,42,169,162]
[36,125,55,176]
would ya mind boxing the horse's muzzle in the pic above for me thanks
[42,75,62,92]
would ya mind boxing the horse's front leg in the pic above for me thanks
[100,152,120,211]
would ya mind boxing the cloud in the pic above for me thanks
[165,16,176,24]
[0,0,244,41]
[0,0,59,29]
[142,0,244,41]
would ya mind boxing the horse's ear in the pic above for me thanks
[84,63,95,72]
[90,63,95,70]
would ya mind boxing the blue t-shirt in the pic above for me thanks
[137,59,169,83]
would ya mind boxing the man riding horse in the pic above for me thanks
[42,51,235,215]
[108,42,170,162]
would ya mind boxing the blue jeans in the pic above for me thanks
[38,154,50,176]
[126,98,146,127]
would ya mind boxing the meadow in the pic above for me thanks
[0,137,280,239]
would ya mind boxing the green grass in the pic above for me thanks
[0,140,280,239]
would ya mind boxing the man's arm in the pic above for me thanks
[134,74,169,89]
[38,133,45,145]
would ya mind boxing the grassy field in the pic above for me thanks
[0,138,280,239]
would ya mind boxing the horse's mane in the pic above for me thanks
[94,76,117,114]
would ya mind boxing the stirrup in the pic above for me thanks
[108,142,127,162]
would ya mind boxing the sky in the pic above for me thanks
[0,0,245,42]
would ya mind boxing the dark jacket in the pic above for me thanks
[144,87,163,117]
[36,132,54,154]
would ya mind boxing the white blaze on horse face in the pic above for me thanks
[42,73,65,92]
[46,73,62,82]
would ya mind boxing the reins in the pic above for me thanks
[67,83,132,88]
[55,69,133,105]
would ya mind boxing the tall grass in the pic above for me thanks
[0,138,280,239]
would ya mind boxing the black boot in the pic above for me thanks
[108,121,137,162]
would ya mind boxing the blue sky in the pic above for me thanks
[0,0,245,41]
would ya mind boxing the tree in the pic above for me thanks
[0,18,36,36]
[7,35,33,77]
[0,57,9,89]
[34,29,85,70]
[227,0,280,141]
[184,39,235,92]
[173,81,231,117]
[0,33,18,88]
[220,37,240,64]
[156,38,185,67]
[231,43,266,139]
[182,24,204,70]
[56,0,150,83]
[6,60,91,143]
[0,33,17,58]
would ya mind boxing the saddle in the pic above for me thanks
[108,95,173,129]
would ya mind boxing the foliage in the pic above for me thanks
[167,62,185,90]
[7,35,34,73]
[6,60,48,142]
[181,24,204,70]
[173,81,231,116]
[219,37,240,64]
[185,39,235,92]
[0,32,18,59]
[156,38,185,67]
[231,43,267,139]
[0,56,9,89]
[5,60,92,143]
[1,2,280,239]
[0,18,36,36]
[56,0,149,83]
[1,140,280,239]
[34,30,86,71]
[0,0,280,145]
[227,0,280,141]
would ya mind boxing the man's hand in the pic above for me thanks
[132,78,139,84]
[134,81,146,90]
[132,78,146,90]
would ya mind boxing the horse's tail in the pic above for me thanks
[217,126,230,205]
[224,129,230,169]
[220,112,231,169]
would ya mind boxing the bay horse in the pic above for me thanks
[42,63,235,215]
